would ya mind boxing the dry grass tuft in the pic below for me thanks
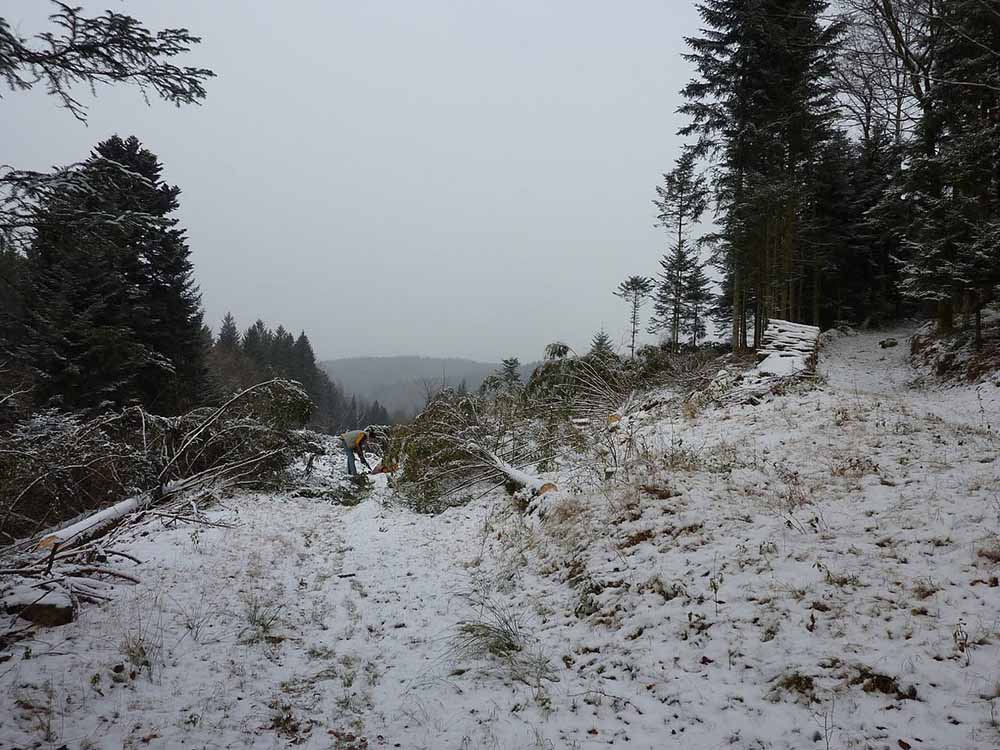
[978,537,1000,564]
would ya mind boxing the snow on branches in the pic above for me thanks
[0,379,313,548]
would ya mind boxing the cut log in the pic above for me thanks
[757,319,820,369]
[486,452,557,497]
[36,493,147,551]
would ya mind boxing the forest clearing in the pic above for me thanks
[3,325,999,750]
[3,1,1000,748]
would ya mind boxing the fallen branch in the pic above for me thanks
[157,379,285,482]
[141,510,233,528]
[62,566,141,584]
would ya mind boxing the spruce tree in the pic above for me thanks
[681,0,842,346]
[683,260,713,347]
[614,276,654,357]
[588,329,617,362]
[91,135,207,413]
[217,313,240,351]
[650,150,708,350]
[900,0,1000,341]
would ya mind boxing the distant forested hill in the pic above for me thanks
[319,356,535,419]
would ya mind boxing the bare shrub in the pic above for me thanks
[911,578,940,600]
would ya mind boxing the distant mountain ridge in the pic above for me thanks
[319,356,503,419]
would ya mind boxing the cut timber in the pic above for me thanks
[756,319,821,375]
[486,452,556,497]
[37,494,147,551]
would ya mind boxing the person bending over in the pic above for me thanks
[341,429,372,476]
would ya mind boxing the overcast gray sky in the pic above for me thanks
[3,0,705,362]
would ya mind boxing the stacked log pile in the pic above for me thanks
[756,319,821,376]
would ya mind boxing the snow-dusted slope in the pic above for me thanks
[2,325,999,749]
[821,325,1000,429]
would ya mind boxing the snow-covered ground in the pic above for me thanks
[2,324,999,749]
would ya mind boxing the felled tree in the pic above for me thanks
[393,387,559,512]
[0,379,313,547]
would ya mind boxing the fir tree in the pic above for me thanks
[345,395,360,428]
[588,329,617,362]
[683,260,713,347]
[21,221,155,409]
[269,325,295,374]
[291,332,318,390]
[92,135,207,413]
[900,0,1000,342]
[681,0,843,346]
[614,276,654,357]
[19,135,206,412]
[838,128,906,325]
[217,313,240,351]
[650,150,708,350]
[242,320,272,367]
[650,245,694,351]
[0,3,212,123]
[500,357,522,387]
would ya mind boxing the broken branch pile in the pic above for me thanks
[1,379,313,551]
[391,390,560,512]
